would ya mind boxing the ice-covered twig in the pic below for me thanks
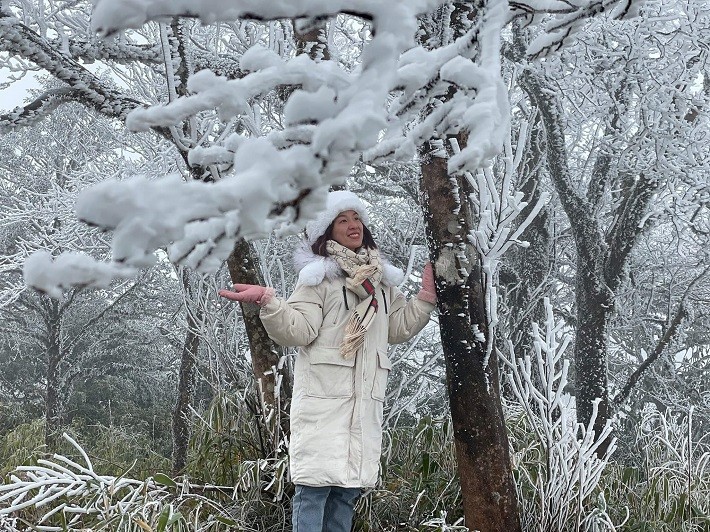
[463,126,551,371]
[501,299,617,529]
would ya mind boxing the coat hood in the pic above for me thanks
[293,241,404,287]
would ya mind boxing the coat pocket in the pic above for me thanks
[371,349,393,402]
[306,346,356,398]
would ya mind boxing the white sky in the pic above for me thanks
[0,68,41,109]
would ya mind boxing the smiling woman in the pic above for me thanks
[218,190,437,531]
[332,210,363,250]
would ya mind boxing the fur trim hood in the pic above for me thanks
[304,190,370,245]
[293,242,404,287]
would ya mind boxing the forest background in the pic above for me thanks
[0,0,708,530]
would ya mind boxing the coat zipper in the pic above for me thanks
[342,286,349,311]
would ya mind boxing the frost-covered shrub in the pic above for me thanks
[0,433,241,531]
[503,299,617,531]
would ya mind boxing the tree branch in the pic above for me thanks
[604,171,659,291]
[0,12,169,141]
[0,87,81,132]
[520,68,608,266]
[92,2,374,38]
[612,266,709,410]
[50,36,162,64]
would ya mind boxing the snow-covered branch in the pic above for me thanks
[0,13,143,121]
[463,126,550,369]
[511,0,644,58]
[612,266,709,410]
[23,251,136,299]
[501,298,617,529]
[90,0,415,38]
[25,1,509,296]
[51,36,162,64]
[13,0,645,297]
[519,68,607,266]
[0,88,81,132]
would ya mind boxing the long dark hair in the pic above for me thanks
[311,221,378,257]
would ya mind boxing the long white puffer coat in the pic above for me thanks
[259,248,434,488]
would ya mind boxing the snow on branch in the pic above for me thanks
[462,124,550,370]
[23,251,136,298]
[27,1,512,297]
[364,1,510,173]
[90,0,433,37]
[19,0,629,297]
[0,88,82,133]
[510,0,644,59]
[124,51,351,131]
[54,36,162,65]
[24,151,327,295]
[0,14,144,122]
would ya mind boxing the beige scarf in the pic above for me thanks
[326,240,383,359]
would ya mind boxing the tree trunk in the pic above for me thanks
[227,238,290,443]
[521,66,659,450]
[44,298,61,450]
[171,268,203,475]
[420,142,521,532]
[574,255,613,449]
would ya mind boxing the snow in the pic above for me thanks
[238,44,284,72]
[17,0,626,298]
[91,0,444,37]
[439,56,486,89]
[23,250,135,298]
[283,86,338,126]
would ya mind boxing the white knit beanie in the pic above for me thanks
[305,190,370,244]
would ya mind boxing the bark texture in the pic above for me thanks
[171,268,203,475]
[44,298,61,450]
[420,143,521,532]
[226,239,289,438]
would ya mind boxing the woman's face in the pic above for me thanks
[331,210,364,251]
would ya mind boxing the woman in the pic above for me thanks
[219,190,436,531]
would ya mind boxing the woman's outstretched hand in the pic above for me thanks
[218,283,272,306]
[417,262,437,304]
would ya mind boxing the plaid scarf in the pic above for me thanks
[326,241,383,359]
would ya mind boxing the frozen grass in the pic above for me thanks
[602,406,710,531]
[1,405,708,531]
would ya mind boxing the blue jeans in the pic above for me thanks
[292,485,361,532]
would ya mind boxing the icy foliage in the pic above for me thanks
[464,122,550,370]
[501,298,618,530]
[7,0,634,297]
[0,433,237,530]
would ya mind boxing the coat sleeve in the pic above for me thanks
[387,287,435,344]
[259,284,324,347]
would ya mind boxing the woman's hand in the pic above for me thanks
[417,262,437,304]
[218,284,273,306]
